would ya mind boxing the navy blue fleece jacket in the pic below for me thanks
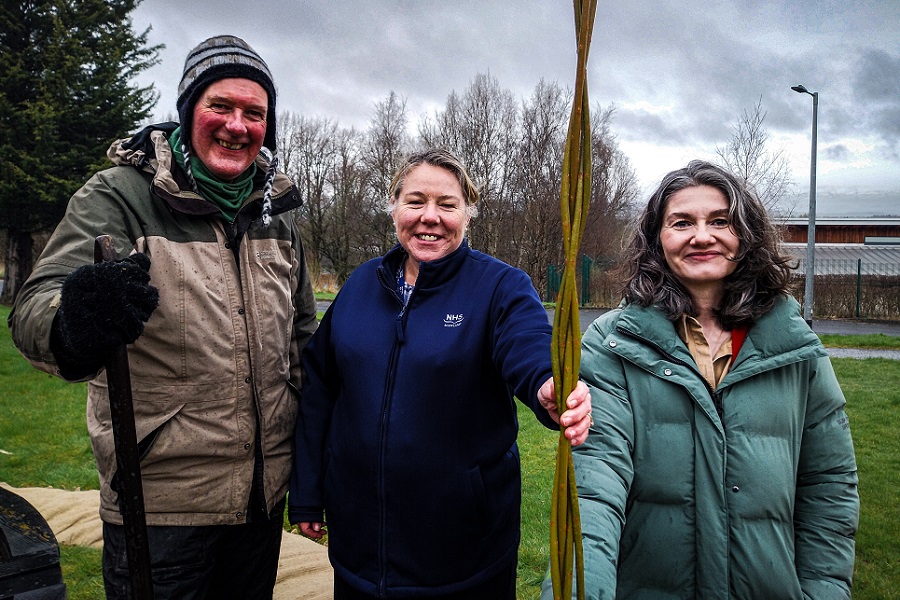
[289,241,557,597]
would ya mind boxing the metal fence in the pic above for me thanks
[793,258,900,320]
[547,257,900,321]
[546,256,594,306]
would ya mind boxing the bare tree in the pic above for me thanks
[276,77,639,299]
[418,92,464,157]
[512,79,568,292]
[362,91,411,257]
[419,73,519,259]
[275,111,302,188]
[583,104,639,264]
[716,97,794,212]
[279,113,338,282]
[327,127,370,282]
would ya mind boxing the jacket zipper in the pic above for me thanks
[374,267,409,597]
[618,324,733,590]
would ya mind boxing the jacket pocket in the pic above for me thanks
[109,421,167,501]
[468,465,490,535]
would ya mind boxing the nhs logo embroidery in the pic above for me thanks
[444,313,465,328]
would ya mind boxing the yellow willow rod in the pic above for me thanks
[550,0,596,598]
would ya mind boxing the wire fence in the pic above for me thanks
[547,257,900,321]
[793,259,900,320]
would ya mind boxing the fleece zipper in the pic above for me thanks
[374,267,410,597]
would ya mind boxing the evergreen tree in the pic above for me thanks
[0,0,161,303]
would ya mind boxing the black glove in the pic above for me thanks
[52,253,159,374]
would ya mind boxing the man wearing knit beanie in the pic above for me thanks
[177,34,277,152]
[175,34,281,227]
[9,34,318,599]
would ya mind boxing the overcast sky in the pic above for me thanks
[131,0,899,217]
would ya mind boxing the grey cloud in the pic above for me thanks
[823,144,852,162]
[616,109,690,146]
[853,49,900,103]
[852,49,900,143]
[130,0,899,211]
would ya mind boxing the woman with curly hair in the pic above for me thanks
[550,160,859,599]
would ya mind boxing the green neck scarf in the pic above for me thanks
[169,127,256,223]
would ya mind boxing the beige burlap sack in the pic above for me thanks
[1,483,332,598]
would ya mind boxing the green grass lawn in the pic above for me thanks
[828,358,900,599]
[819,333,900,350]
[2,303,897,598]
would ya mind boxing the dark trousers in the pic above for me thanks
[333,559,517,600]
[102,498,285,600]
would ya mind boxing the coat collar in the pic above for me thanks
[610,295,826,381]
[723,296,826,381]
[107,123,302,219]
[379,239,471,291]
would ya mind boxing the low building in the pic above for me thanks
[779,217,900,275]
[777,217,900,319]
[780,217,900,244]
[783,243,900,276]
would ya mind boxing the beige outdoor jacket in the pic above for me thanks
[10,126,318,526]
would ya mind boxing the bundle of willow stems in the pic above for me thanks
[549,0,597,598]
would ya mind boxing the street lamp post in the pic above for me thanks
[792,84,818,326]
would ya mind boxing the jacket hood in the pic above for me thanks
[106,122,301,219]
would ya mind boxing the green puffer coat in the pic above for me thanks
[546,296,858,599]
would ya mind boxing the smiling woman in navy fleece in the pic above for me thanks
[288,148,592,600]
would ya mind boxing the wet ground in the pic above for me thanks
[317,302,900,359]
[556,308,900,360]
[566,308,900,337]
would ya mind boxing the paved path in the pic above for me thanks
[825,348,900,360]
[322,302,900,359]
[809,318,900,337]
[549,308,900,360]
[562,308,900,336]
[324,301,900,335]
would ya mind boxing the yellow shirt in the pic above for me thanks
[675,314,733,389]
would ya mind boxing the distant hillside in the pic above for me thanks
[777,189,900,218]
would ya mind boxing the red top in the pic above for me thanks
[732,325,749,359]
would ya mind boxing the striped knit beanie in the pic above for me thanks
[176,35,279,226]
